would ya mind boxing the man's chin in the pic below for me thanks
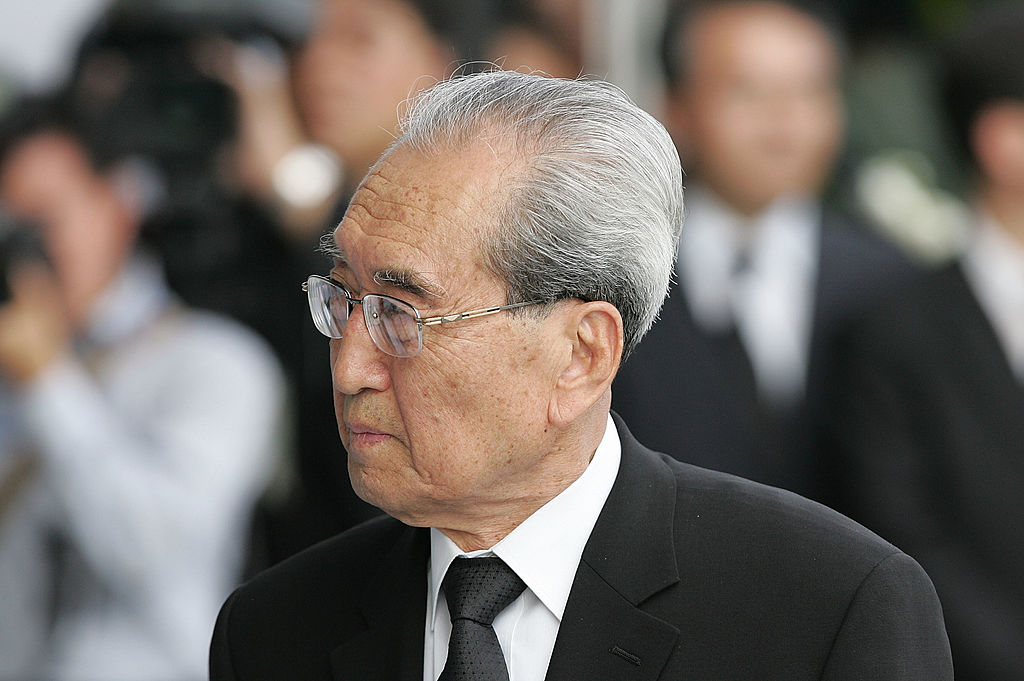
[348,469,451,529]
[348,462,405,518]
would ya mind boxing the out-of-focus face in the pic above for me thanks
[974,102,1024,194]
[296,0,450,180]
[0,132,132,324]
[487,25,580,79]
[326,142,571,532]
[668,2,843,215]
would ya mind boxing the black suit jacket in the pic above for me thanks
[612,213,912,500]
[210,415,951,680]
[824,262,1024,681]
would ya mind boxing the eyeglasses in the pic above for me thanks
[303,275,544,358]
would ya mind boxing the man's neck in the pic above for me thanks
[438,409,609,552]
[437,467,585,552]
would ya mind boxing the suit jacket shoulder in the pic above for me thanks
[211,416,952,681]
[211,514,428,681]
[546,415,952,680]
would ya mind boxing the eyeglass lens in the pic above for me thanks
[306,276,424,358]
[363,296,422,357]
[307,276,348,338]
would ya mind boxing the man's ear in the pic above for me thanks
[548,301,623,425]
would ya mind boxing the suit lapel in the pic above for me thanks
[545,415,681,681]
[330,525,429,681]
[810,214,914,377]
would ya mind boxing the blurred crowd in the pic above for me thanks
[0,0,1021,679]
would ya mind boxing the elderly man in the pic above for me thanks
[210,70,951,680]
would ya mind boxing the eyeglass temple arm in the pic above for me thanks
[304,277,541,328]
[419,300,540,327]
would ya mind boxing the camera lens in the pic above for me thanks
[0,210,48,304]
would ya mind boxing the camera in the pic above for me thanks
[0,208,48,304]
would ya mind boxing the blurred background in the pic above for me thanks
[1,0,1021,679]
[0,0,996,259]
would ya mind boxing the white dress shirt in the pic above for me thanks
[679,185,819,406]
[961,212,1024,382]
[424,414,622,681]
[0,254,287,681]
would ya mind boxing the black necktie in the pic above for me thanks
[439,556,526,681]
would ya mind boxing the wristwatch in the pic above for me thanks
[271,143,343,209]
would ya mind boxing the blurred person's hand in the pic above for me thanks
[0,263,70,384]
[195,36,341,240]
[196,36,304,197]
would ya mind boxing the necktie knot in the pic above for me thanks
[442,556,525,626]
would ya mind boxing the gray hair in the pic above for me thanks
[390,69,683,360]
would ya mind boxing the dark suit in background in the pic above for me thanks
[613,214,911,500]
[823,262,1024,680]
[210,417,951,681]
[631,0,917,503]
[820,5,1024,677]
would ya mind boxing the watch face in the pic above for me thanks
[273,144,343,208]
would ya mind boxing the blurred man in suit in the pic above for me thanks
[210,69,950,681]
[613,0,911,499]
[824,6,1024,679]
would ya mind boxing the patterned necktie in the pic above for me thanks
[439,556,527,681]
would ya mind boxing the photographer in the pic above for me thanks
[0,101,286,680]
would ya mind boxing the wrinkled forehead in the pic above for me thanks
[328,143,515,294]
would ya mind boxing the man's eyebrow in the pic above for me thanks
[317,230,443,299]
[373,268,445,300]
[318,233,345,264]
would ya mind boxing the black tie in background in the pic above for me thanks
[440,556,527,681]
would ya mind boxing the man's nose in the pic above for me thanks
[331,304,390,395]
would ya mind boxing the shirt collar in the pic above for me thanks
[427,414,622,629]
[961,211,1024,375]
[679,184,818,332]
[81,252,173,350]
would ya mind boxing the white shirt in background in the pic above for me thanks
[679,185,819,407]
[962,212,1024,382]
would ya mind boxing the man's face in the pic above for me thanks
[669,3,843,214]
[296,0,449,179]
[0,132,130,324]
[326,143,568,530]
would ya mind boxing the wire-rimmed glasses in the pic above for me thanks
[303,275,544,358]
